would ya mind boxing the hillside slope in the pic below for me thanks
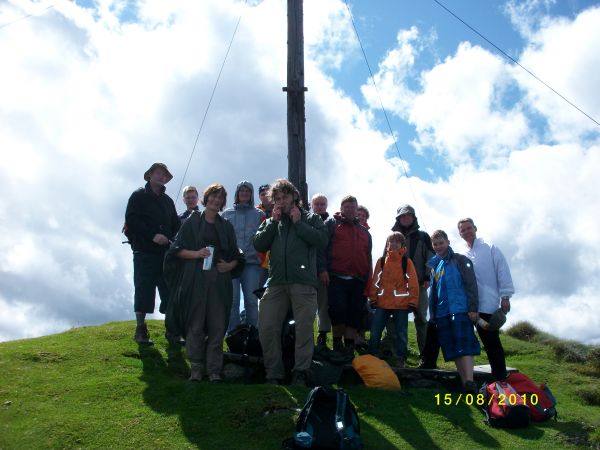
[0,321,598,449]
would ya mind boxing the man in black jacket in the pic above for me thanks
[125,163,180,345]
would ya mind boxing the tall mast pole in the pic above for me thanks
[284,0,308,208]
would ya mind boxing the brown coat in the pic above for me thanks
[368,248,420,310]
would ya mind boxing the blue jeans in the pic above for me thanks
[368,308,409,359]
[228,263,261,332]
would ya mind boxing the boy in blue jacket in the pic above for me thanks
[429,230,480,394]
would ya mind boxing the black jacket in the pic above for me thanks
[125,182,180,253]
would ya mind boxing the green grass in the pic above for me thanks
[1,321,599,449]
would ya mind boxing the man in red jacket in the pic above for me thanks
[322,195,372,355]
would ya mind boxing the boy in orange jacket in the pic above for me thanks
[367,232,420,368]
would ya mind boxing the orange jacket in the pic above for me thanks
[368,248,419,310]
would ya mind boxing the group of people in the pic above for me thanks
[125,162,515,390]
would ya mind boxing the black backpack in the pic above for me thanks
[288,386,362,449]
[225,324,262,357]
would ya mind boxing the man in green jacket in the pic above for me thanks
[254,179,328,386]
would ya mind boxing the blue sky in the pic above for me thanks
[0,0,599,344]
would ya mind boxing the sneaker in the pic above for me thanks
[463,380,478,396]
[165,332,185,346]
[134,324,153,346]
[395,358,406,369]
[189,363,203,381]
[290,370,308,387]
[208,374,222,383]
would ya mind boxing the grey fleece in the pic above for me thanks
[222,181,265,265]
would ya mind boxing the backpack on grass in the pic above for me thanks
[505,372,557,421]
[481,381,530,428]
[225,324,262,356]
[289,386,362,449]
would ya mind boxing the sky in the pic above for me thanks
[1,0,599,344]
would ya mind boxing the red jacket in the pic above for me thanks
[328,216,372,281]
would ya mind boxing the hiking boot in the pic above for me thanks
[395,358,406,369]
[417,360,438,370]
[316,332,328,347]
[134,324,153,346]
[189,363,203,381]
[290,370,308,387]
[208,373,222,383]
[333,339,344,353]
[463,380,478,396]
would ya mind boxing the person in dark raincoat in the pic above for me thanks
[164,183,245,382]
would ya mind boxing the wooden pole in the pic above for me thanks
[283,0,308,208]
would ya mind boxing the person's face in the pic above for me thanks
[273,192,295,214]
[311,197,328,214]
[387,239,403,251]
[458,221,477,243]
[259,190,272,207]
[432,236,450,257]
[238,186,252,204]
[206,191,225,211]
[183,191,198,210]
[357,210,367,225]
[340,201,357,220]
[149,167,168,186]
[399,213,414,227]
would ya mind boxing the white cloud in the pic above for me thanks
[1,0,599,348]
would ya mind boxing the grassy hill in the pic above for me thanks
[1,321,598,449]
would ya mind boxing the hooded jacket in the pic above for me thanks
[428,247,478,319]
[391,215,434,284]
[222,181,265,265]
[368,247,419,310]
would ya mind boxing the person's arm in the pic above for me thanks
[253,218,278,252]
[406,259,420,309]
[293,211,328,250]
[492,245,514,312]
[457,255,479,318]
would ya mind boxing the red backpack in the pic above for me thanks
[506,372,558,421]
[481,381,530,428]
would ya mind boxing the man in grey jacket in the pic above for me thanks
[222,181,265,332]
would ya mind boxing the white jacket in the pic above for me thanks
[459,238,515,314]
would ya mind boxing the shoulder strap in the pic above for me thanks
[402,255,409,289]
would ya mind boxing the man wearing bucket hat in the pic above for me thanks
[457,217,514,380]
[125,163,180,345]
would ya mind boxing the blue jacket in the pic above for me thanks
[428,247,478,319]
[222,181,265,265]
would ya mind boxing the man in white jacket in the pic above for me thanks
[458,218,514,380]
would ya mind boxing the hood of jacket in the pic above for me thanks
[234,180,255,207]
[391,214,420,235]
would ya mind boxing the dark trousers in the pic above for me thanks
[327,277,366,329]
[476,312,507,381]
[133,251,169,314]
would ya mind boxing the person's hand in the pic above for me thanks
[197,247,212,258]
[501,297,511,313]
[152,233,169,246]
[216,259,235,273]
[319,271,330,287]
[468,311,479,323]
[290,206,301,223]
[271,206,282,222]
